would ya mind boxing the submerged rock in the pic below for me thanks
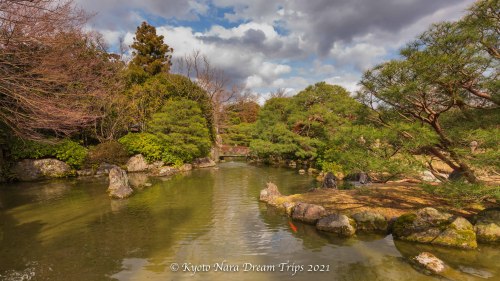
[259,182,282,203]
[292,202,326,224]
[192,157,216,168]
[322,172,337,189]
[12,159,72,181]
[298,169,306,175]
[412,252,446,275]
[316,214,356,237]
[474,207,500,243]
[283,201,297,216]
[154,166,179,177]
[392,207,477,249]
[107,167,133,199]
[126,154,149,172]
[351,211,388,233]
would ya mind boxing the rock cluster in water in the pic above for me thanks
[259,182,499,248]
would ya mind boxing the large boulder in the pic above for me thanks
[259,182,282,203]
[316,214,356,237]
[474,207,500,243]
[352,211,388,233]
[12,159,72,181]
[322,172,337,189]
[107,167,133,199]
[292,202,326,224]
[192,157,216,168]
[392,207,477,249]
[126,154,149,172]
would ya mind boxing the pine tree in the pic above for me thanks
[130,22,173,75]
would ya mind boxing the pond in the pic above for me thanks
[0,161,498,280]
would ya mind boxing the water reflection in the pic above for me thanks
[0,162,498,281]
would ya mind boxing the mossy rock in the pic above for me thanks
[474,207,500,243]
[352,211,388,233]
[393,208,477,249]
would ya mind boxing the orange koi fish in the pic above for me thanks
[288,221,298,233]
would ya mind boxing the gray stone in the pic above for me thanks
[77,169,94,177]
[292,202,326,224]
[155,166,179,177]
[322,172,337,189]
[352,211,388,233]
[96,163,118,176]
[259,182,282,203]
[107,167,133,199]
[316,214,356,237]
[12,159,72,181]
[474,207,500,243]
[392,207,477,249]
[126,154,149,172]
[179,163,193,171]
[192,157,216,168]
[412,252,446,274]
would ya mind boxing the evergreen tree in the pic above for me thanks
[130,22,173,76]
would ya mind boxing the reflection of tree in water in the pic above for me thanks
[0,171,215,280]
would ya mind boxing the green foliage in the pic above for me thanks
[118,133,164,162]
[130,22,173,76]
[358,0,499,182]
[421,181,500,206]
[8,139,87,168]
[85,141,129,167]
[223,122,255,146]
[251,82,362,161]
[148,98,212,163]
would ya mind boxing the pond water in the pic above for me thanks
[0,161,498,281]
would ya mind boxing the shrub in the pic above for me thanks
[119,133,163,162]
[85,141,129,167]
[8,138,87,168]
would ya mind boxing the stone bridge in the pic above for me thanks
[219,145,251,159]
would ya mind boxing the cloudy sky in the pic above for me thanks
[77,0,475,98]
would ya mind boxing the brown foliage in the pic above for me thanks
[0,0,120,139]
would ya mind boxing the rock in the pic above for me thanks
[283,202,296,216]
[292,202,326,224]
[107,167,133,199]
[307,168,318,175]
[298,169,306,175]
[421,170,440,183]
[155,166,179,177]
[259,182,282,203]
[352,211,388,233]
[179,163,193,171]
[288,161,297,168]
[316,214,356,237]
[96,163,118,176]
[76,169,94,177]
[345,172,370,184]
[11,159,72,181]
[322,172,337,189]
[470,140,478,153]
[474,207,500,243]
[392,207,477,249]
[148,161,164,170]
[412,252,446,274]
[126,154,149,172]
[192,157,216,168]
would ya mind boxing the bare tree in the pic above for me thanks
[174,50,241,142]
[0,0,116,139]
[270,88,288,98]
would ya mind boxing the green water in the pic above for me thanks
[0,162,498,280]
